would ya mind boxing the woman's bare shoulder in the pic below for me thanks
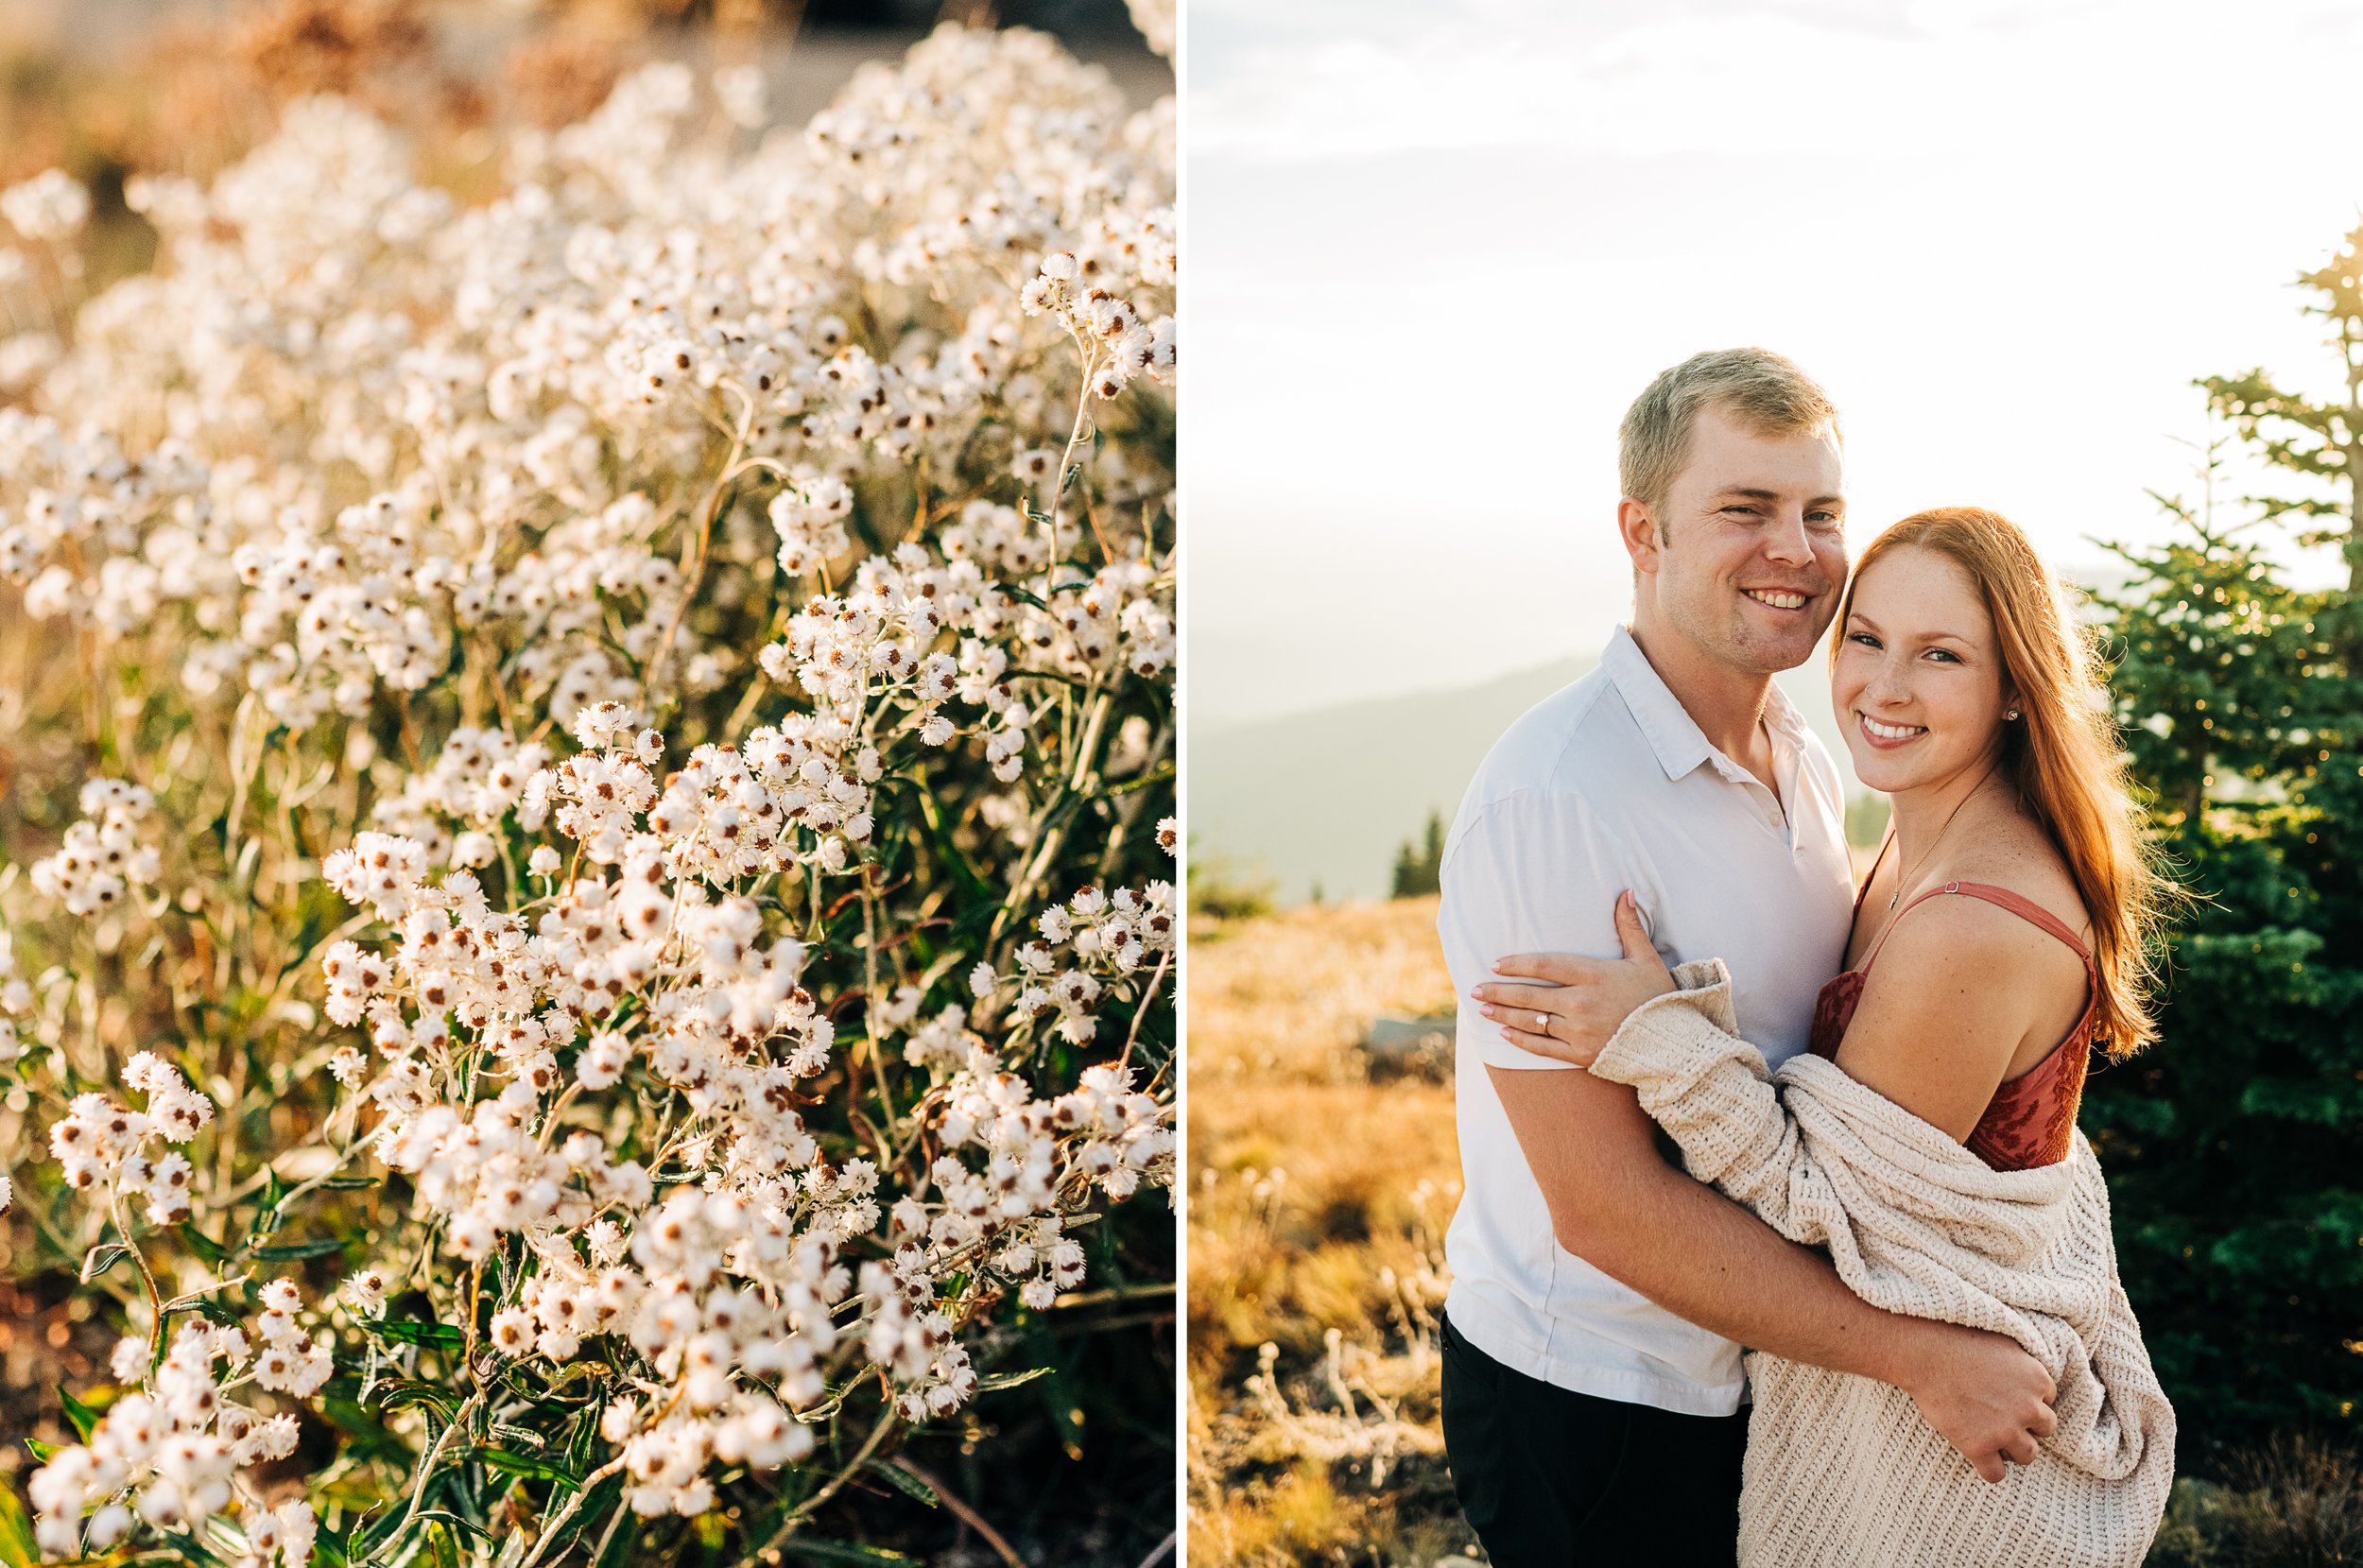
[1840,897,2080,1136]
[1868,891,2085,994]
[1941,811,2093,946]
[1858,828,2093,1054]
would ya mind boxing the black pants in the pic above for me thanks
[1440,1312,1746,1568]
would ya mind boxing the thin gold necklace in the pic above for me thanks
[1888,769,1997,911]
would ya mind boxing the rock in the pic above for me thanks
[1358,1014,1455,1081]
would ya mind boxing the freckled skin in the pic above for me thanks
[1832,546,2014,799]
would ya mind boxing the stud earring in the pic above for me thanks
[2006,709,2021,720]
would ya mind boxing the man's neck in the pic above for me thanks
[1626,620,1778,777]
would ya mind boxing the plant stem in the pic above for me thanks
[889,1459,1024,1568]
[358,1389,483,1568]
[733,1412,898,1568]
[515,1455,630,1568]
[646,392,751,700]
[107,1197,166,1361]
[1115,951,1170,1072]
[1045,336,1100,566]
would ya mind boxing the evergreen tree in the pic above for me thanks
[2084,230,2363,1456]
[1390,808,1447,899]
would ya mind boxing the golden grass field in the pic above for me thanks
[1186,896,1486,1566]
[1182,904,2363,1568]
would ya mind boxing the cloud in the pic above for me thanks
[1190,0,2363,163]
[1182,0,2363,720]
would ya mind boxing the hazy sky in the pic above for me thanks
[1188,0,2363,729]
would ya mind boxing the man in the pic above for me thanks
[1436,349,2058,1566]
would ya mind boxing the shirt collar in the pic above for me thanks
[1761,674,1811,751]
[1602,624,1809,783]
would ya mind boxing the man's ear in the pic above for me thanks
[1617,497,1664,576]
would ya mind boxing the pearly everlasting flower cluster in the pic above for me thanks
[27,1301,318,1563]
[29,779,160,918]
[0,929,30,1072]
[964,878,1182,1048]
[48,1053,213,1224]
[294,714,1176,1511]
[0,28,1173,742]
[5,15,1173,1563]
[1020,247,1176,406]
[1,168,91,244]
[1124,0,1176,60]
[366,725,553,867]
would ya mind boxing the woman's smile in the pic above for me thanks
[1857,712,1928,749]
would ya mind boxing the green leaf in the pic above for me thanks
[784,1538,918,1566]
[179,1224,228,1266]
[590,1501,639,1568]
[565,1406,599,1477]
[319,1396,413,1465]
[417,1510,493,1544]
[372,1319,467,1351]
[154,1525,231,1568]
[974,1366,1051,1393]
[22,1441,58,1463]
[474,1448,578,1491]
[377,1383,460,1422]
[180,1296,246,1330]
[79,1243,130,1284]
[57,1385,97,1442]
[255,1168,288,1235]
[0,1475,37,1568]
[864,1459,938,1509]
[252,1238,349,1261]
[309,1512,354,1567]
[318,1176,382,1190]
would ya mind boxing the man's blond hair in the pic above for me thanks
[1619,349,1840,516]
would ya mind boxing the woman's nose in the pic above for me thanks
[1862,656,1911,707]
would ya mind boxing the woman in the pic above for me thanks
[1469,508,2179,1568]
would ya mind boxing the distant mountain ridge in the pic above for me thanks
[1191,660,1594,905]
[1191,653,1862,905]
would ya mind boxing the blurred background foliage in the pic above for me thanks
[0,0,1167,302]
[2085,220,2363,1471]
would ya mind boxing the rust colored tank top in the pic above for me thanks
[1806,851,2096,1171]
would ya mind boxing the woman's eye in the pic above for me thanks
[1924,648,1959,663]
[1847,631,1879,648]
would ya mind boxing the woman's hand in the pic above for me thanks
[1473,890,1675,1065]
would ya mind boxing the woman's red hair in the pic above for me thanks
[1837,508,2170,1059]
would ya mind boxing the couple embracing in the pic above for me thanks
[1437,350,2178,1567]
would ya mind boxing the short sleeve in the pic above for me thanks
[1439,789,1642,1073]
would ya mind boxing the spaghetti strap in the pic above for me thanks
[1948,883,2094,962]
[1861,881,2095,974]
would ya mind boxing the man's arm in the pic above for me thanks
[1439,791,2051,1481]
[1488,1060,2054,1482]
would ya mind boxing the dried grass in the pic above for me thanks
[1188,897,1479,1566]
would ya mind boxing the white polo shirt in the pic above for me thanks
[1439,624,1854,1417]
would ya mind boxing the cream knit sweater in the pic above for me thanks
[1589,961,2176,1568]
